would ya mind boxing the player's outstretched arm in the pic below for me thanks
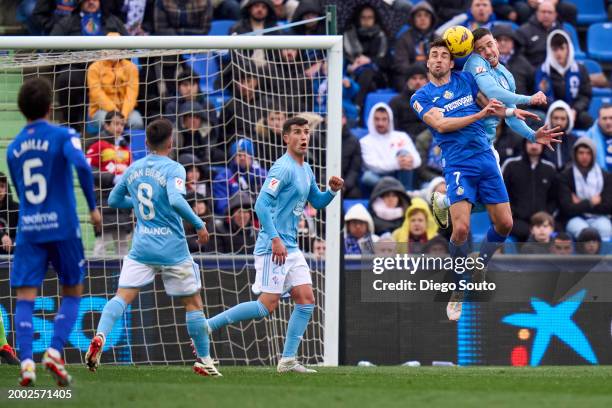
[423,98,504,133]
[307,176,343,210]
[475,73,532,107]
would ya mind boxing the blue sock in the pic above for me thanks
[449,240,470,286]
[96,296,127,338]
[50,296,81,353]
[479,226,507,267]
[207,300,269,332]
[282,304,315,358]
[15,299,35,361]
[186,310,209,358]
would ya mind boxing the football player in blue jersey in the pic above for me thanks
[411,38,551,321]
[7,78,101,386]
[85,119,221,377]
[206,116,343,373]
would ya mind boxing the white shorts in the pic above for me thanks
[252,251,312,295]
[118,256,202,297]
[492,146,502,173]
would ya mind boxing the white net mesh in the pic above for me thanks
[0,44,332,366]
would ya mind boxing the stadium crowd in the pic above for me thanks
[1,0,611,257]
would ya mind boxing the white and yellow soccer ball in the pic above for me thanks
[442,26,474,58]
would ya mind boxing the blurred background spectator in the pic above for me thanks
[368,177,411,235]
[392,197,438,254]
[0,172,18,255]
[344,203,378,255]
[587,104,612,173]
[542,101,579,171]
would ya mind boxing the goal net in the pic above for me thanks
[0,35,342,366]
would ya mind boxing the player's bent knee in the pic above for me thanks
[497,218,513,236]
[452,222,470,243]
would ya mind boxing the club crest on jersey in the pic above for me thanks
[175,177,185,193]
[443,90,454,99]
[456,186,464,196]
[269,178,280,192]
[413,100,423,113]
[476,66,487,74]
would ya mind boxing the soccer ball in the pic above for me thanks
[442,26,474,58]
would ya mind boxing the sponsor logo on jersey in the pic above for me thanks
[432,97,440,103]
[476,66,487,74]
[444,94,474,112]
[413,100,423,113]
[443,90,454,99]
[175,177,185,193]
[268,177,280,192]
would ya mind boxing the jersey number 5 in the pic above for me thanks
[23,158,47,204]
[137,183,155,220]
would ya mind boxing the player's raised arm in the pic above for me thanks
[307,169,342,210]
[415,96,504,134]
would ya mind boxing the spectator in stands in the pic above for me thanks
[313,60,360,127]
[502,140,558,242]
[86,111,131,174]
[392,197,438,254]
[576,228,602,255]
[361,103,421,190]
[513,0,577,27]
[549,231,573,255]
[263,48,313,113]
[415,132,444,185]
[586,104,612,173]
[32,0,77,34]
[255,99,286,161]
[392,2,437,90]
[272,0,299,20]
[176,102,224,164]
[341,113,363,199]
[436,0,496,36]
[516,0,563,68]
[535,30,593,129]
[218,191,258,254]
[344,203,379,255]
[184,192,218,253]
[50,0,128,35]
[542,100,579,171]
[153,0,212,35]
[179,154,209,197]
[423,234,450,255]
[290,0,323,35]
[492,24,535,97]
[117,0,155,35]
[558,137,612,242]
[297,210,317,253]
[0,172,18,255]
[390,63,429,136]
[312,237,326,259]
[213,0,241,20]
[221,70,263,144]
[230,0,277,35]
[368,176,411,235]
[343,4,390,111]
[495,121,526,166]
[164,70,211,123]
[429,0,471,24]
[520,211,555,254]
[212,138,267,216]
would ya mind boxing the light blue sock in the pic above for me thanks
[479,226,507,266]
[50,296,81,353]
[186,310,209,358]
[207,300,269,332]
[96,296,127,338]
[282,304,315,358]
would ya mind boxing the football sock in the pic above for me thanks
[50,296,81,353]
[0,312,8,346]
[15,299,35,361]
[449,239,470,286]
[282,304,315,358]
[186,310,209,358]
[96,296,127,338]
[479,226,507,267]
[207,300,269,332]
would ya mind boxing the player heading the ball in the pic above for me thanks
[85,119,221,377]
[206,116,343,373]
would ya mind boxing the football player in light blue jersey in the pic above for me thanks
[206,116,344,373]
[85,119,221,377]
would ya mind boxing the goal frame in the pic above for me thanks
[0,35,344,366]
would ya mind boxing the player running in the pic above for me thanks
[431,27,562,232]
[7,78,101,386]
[206,116,343,373]
[85,119,220,377]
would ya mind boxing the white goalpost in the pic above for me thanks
[0,35,343,367]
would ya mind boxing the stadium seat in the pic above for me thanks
[564,23,586,61]
[470,212,492,244]
[184,52,220,93]
[130,129,147,161]
[343,199,370,214]
[362,90,398,124]
[579,59,612,96]
[587,23,612,62]
[565,0,607,25]
[350,127,369,139]
[209,20,236,36]
[588,96,612,121]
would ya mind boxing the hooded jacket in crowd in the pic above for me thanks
[491,24,535,97]
[542,100,579,171]
[343,6,389,69]
[391,197,438,254]
[230,0,278,35]
[360,102,421,176]
[515,14,564,68]
[217,191,258,254]
[535,30,592,129]
[49,0,128,36]
[586,115,612,173]
[389,63,430,137]
[344,203,379,255]
[368,177,411,235]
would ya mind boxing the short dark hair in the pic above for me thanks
[146,118,173,149]
[553,231,572,242]
[599,103,612,115]
[550,33,568,49]
[105,110,125,124]
[282,116,309,136]
[374,106,388,115]
[18,78,52,121]
[530,211,554,228]
[428,38,453,60]
[472,27,493,44]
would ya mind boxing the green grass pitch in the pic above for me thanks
[1,365,612,407]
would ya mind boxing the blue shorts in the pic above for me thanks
[11,238,86,288]
[444,149,509,206]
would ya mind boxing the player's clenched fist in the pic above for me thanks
[197,227,210,245]
[530,91,547,106]
[328,176,344,192]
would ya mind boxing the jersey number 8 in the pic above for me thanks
[137,182,155,220]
